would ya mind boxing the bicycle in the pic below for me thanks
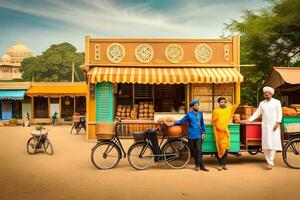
[90,122,126,169]
[27,129,54,155]
[70,114,86,134]
[127,122,191,170]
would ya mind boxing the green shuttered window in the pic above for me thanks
[96,82,114,122]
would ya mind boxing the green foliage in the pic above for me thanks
[9,118,18,125]
[35,124,46,131]
[225,0,300,105]
[21,43,85,82]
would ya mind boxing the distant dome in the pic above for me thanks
[1,54,12,62]
[7,43,32,58]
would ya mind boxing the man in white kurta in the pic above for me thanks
[247,86,282,169]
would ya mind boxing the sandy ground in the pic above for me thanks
[0,125,299,200]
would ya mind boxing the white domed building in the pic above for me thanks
[0,43,32,80]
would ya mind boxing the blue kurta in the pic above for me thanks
[173,111,206,139]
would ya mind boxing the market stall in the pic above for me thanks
[264,67,300,107]
[0,82,30,120]
[82,36,243,141]
[26,82,87,121]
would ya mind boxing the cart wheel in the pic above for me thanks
[283,138,300,169]
[248,148,261,155]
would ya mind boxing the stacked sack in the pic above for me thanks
[116,105,136,120]
[138,102,154,120]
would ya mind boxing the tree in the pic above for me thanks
[225,0,300,105]
[21,43,85,82]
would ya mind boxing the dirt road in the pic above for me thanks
[0,126,298,200]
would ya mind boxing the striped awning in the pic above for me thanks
[0,90,26,100]
[88,67,243,84]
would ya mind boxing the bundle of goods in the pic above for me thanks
[72,113,81,122]
[282,107,298,116]
[235,105,253,120]
[290,104,300,115]
[233,114,241,123]
[138,102,154,120]
[157,117,175,126]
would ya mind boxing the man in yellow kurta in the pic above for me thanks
[212,97,240,171]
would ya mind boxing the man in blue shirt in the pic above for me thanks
[173,99,209,172]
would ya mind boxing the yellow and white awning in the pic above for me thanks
[88,67,243,84]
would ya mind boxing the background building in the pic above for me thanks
[0,43,32,80]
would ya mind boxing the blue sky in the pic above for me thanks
[0,0,270,56]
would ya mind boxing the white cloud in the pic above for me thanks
[0,0,270,55]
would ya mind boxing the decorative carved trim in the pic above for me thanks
[165,44,184,63]
[95,44,100,61]
[135,44,154,63]
[194,44,213,63]
[106,43,125,63]
[224,44,230,61]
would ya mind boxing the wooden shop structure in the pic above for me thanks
[83,36,244,151]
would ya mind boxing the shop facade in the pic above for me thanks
[264,67,300,106]
[83,36,243,140]
[0,82,31,120]
[26,82,87,123]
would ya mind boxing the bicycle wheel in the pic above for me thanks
[283,138,300,169]
[70,124,76,134]
[91,141,121,169]
[75,125,82,134]
[162,139,190,169]
[27,137,37,155]
[43,139,54,155]
[127,142,154,170]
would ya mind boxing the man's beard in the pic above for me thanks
[220,104,226,108]
[193,108,198,112]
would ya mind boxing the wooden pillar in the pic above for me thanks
[59,97,62,118]
[31,97,34,118]
[186,84,191,112]
[212,83,215,111]
[48,97,50,118]
[152,84,155,105]
[11,100,15,118]
[233,35,241,104]
[133,84,135,105]
[74,96,76,114]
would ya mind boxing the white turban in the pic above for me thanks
[263,86,274,95]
